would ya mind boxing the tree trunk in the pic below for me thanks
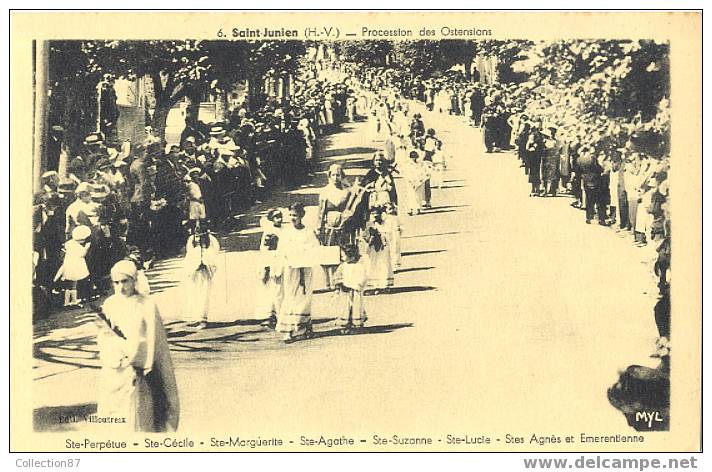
[463,57,473,82]
[247,75,263,111]
[152,101,172,143]
[33,40,50,193]
[215,89,228,122]
[184,92,201,123]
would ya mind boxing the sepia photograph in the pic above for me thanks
[10,11,702,454]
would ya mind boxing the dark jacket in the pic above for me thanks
[576,153,603,189]
[363,168,398,206]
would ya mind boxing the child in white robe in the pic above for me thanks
[334,244,368,333]
[256,209,284,327]
[403,150,428,216]
[54,225,91,307]
[362,207,393,293]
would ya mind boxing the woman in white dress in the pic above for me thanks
[96,260,179,432]
[403,151,429,216]
[276,203,320,342]
[182,227,220,328]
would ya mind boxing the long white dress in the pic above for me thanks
[255,225,284,319]
[182,234,220,323]
[276,225,319,338]
[336,260,368,328]
[363,222,394,289]
[96,293,179,432]
[402,158,428,214]
[431,149,447,189]
[60,239,90,282]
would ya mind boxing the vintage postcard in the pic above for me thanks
[10,11,702,453]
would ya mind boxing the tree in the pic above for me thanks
[392,41,458,78]
[81,40,307,140]
[48,41,102,157]
[336,41,393,68]
[82,40,212,140]
[522,39,670,156]
[474,40,533,83]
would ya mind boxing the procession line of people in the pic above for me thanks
[34,77,356,320]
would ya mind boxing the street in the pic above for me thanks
[33,103,661,437]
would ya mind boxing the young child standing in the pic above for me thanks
[256,209,285,328]
[403,150,428,216]
[334,244,368,334]
[54,225,92,307]
[362,206,393,294]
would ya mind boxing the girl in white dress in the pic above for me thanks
[334,244,368,333]
[362,206,394,293]
[54,225,92,307]
[403,151,428,216]
[256,209,285,327]
[277,203,320,342]
[183,227,220,328]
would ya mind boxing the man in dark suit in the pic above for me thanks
[576,146,608,225]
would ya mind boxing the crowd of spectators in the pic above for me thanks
[333,58,671,361]
[33,77,354,317]
[335,59,670,286]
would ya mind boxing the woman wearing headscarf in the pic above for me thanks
[96,260,179,432]
[363,152,398,209]
[276,203,319,343]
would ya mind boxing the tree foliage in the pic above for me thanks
[79,40,307,137]
[336,40,393,67]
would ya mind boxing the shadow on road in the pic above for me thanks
[378,285,436,295]
[403,232,467,240]
[309,322,414,341]
[401,249,446,257]
[420,209,457,215]
[423,204,470,211]
[33,335,100,373]
[394,266,435,275]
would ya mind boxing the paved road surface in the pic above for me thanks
[33,104,661,439]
